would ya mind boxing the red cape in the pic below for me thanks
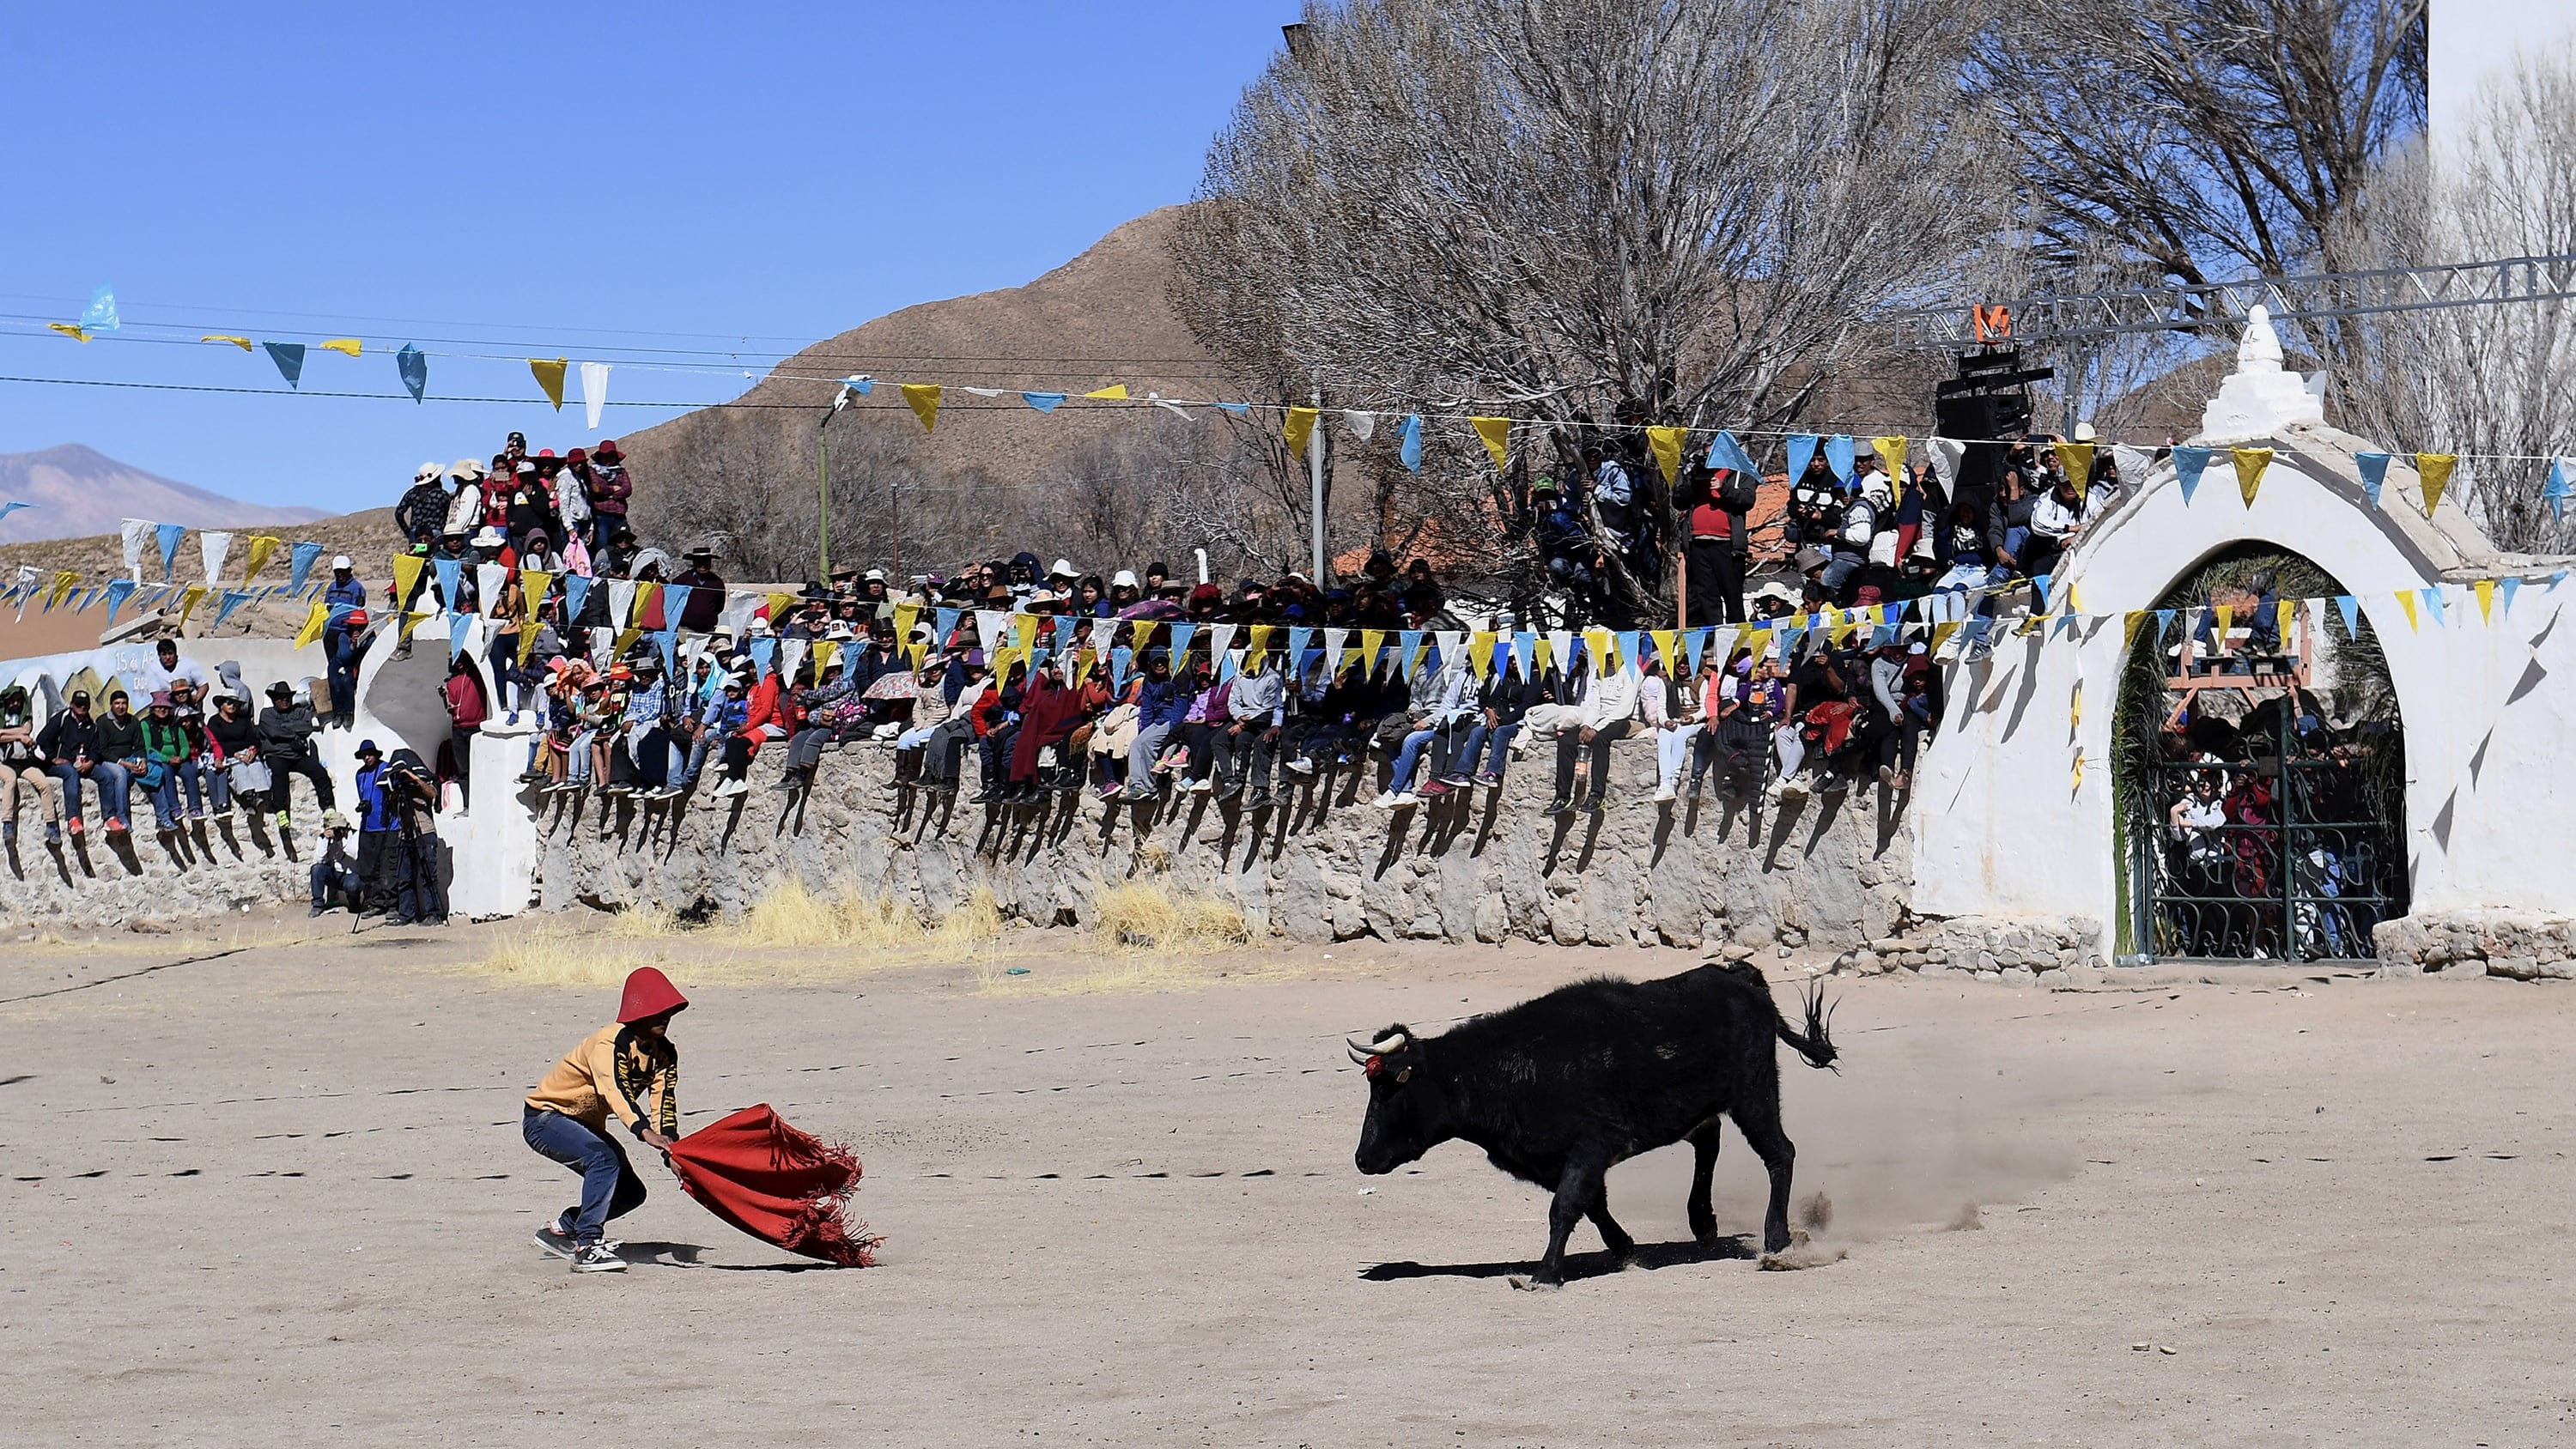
[669,1105,880,1266]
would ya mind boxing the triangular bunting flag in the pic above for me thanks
[1399,414,1423,473]
[2415,453,2457,517]
[2055,441,2094,499]
[264,342,306,386]
[1083,384,1129,401]
[1285,407,1319,458]
[155,522,185,580]
[242,535,279,585]
[530,357,568,409]
[1786,434,1819,482]
[2231,447,2272,506]
[1646,426,1686,485]
[2356,452,2391,508]
[2172,446,2212,504]
[1471,417,1510,475]
[901,383,941,433]
[397,343,428,402]
[1872,435,1908,481]
[2396,591,2419,631]
[1824,434,1856,482]
[1022,391,1066,412]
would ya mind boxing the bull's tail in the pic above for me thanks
[1776,976,1840,1072]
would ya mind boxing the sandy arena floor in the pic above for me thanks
[4,918,2573,1447]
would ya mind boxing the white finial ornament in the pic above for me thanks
[2202,303,2323,439]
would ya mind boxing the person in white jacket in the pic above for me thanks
[1640,652,1699,803]
[1550,647,1639,814]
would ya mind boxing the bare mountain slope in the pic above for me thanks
[621,208,1223,510]
[0,444,327,546]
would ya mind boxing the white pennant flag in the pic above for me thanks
[1435,629,1464,668]
[119,518,152,577]
[199,530,234,585]
[1548,630,1574,675]
[579,361,612,431]
[1341,409,1377,442]
[11,565,36,621]
[781,639,807,683]
[976,609,1006,652]
[1321,627,1348,662]
[1923,437,1965,494]
[1204,623,1236,660]
[606,578,637,627]
[1089,617,1119,652]
[589,626,614,664]
[476,563,509,617]
[717,592,760,640]
[2111,444,2154,491]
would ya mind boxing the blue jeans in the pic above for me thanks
[1455,719,1520,781]
[54,761,134,830]
[310,857,361,908]
[152,760,208,828]
[523,1106,647,1245]
[1388,726,1437,791]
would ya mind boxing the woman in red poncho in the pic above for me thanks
[524,967,687,1274]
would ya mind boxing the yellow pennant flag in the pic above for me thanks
[1467,630,1496,680]
[529,357,568,409]
[2395,591,2420,631]
[2214,603,2234,644]
[1284,407,1319,457]
[1012,613,1036,649]
[175,585,208,633]
[2232,447,2272,506]
[1929,620,1963,656]
[1873,434,1909,481]
[1246,625,1274,661]
[391,552,425,607]
[894,601,920,641]
[399,609,435,645]
[241,535,279,585]
[2277,598,2297,647]
[319,338,362,358]
[2072,756,2085,796]
[2416,453,2457,517]
[1585,627,1615,675]
[1646,427,1686,486]
[632,579,659,626]
[2055,441,2095,500]
[202,334,253,350]
[1471,416,1511,475]
[2474,578,2495,621]
[813,640,840,678]
[2123,610,2147,651]
[1083,384,1129,401]
[1533,635,1555,675]
[46,571,79,608]
[614,626,642,658]
[293,602,330,650]
[767,591,794,627]
[1130,617,1159,650]
[47,323,88,342]
[2070,677,2083,730]
[519,622,543,666]
[1360,629,1386,669]
[522,570,554,618]
[1649,629,1678,674]
[901,383,942,433]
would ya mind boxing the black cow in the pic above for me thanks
[1350,961,1838,1285]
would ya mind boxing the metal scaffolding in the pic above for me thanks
[1886,253,2576,349]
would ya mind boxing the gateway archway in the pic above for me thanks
[2114,545,2408,961]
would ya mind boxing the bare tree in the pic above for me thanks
[1174,0,2002,620]
[2326,45,2576,552]
[1967,0,2425,287]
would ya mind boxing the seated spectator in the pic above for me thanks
[1550,644,1640,815]
[1,683,60,846]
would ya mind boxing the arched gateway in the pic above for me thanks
[1912,309,2576,968]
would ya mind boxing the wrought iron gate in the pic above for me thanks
[2136,709,2405,961]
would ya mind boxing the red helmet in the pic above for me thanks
[343,608,371,630]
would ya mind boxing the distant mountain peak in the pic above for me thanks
[0,445,327,546]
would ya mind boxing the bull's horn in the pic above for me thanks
[1368,1029,1410,1053]
[1346,1042,1373,1064]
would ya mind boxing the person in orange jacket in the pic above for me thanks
[524,967,686,1273]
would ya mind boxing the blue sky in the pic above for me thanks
[0,3,1286,510]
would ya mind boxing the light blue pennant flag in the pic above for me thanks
[0,500,28,527]
[432,555,461,606]
[1400,414,1423,473]
[2172,446,2214,504]
[659,583,690,629]
[396,343,427,402]
[264,341,306,388]
[562,573,592,623]
[654,629,677,676]
[289,541,324,591]
[1962,617,1990,644]
[1513,629,1537,675]
[447,610,473,659]
[212,588,253,629]
[1285,626,1312,664]
[1168,622,1195,660]
[155,522,185,580]
[103,578,137,621]
[1825,434,1856,483]
[1874,620,1903,648]
[1705,430,1761,478]
[2548,458,2571,521]
[1786,433,1820,482]
[2421,586,2446,627]
[1613,629,1640,673]
[1213,401,1249,415]
[1022,391,1066,413]
[2500,576,2522,616]
[2030,573,2052,611]
[1685,626,1710,676]
[934,606,961,646]
[1217,652,1239,684]
[2335,595,2359,640]
[1397,629,1424,678]
[750,637,776,676]
[2356,452,2391,508]
[1110,645,1133,691]
[1054,615,1078,654]
[2152,608,2176,646]
[82,282,119,334]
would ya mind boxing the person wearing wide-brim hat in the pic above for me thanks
[523,967,688,1273]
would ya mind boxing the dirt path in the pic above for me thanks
[4,926,2573,1446]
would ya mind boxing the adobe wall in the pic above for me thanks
[535,736,1916,952]
[0,793,324,929]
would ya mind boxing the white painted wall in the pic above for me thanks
[1911,418,2576,953]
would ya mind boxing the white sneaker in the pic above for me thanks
[1654,785,1677,803]
[1370,791,1400,809]
[569,1242,626,1273]
[1777,777,1808,801]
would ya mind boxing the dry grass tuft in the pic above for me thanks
[971,880,1266,997]
[464,879,1011,988]
[1089,880,1249,955]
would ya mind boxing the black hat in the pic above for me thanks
[266,681,295,698]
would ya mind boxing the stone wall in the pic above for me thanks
[2372,909,2576,979]
[0,804,319,929]
[538,736,1916,950]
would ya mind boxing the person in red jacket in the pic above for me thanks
[440,656,488,805]
[524,967,686,1274]
[710,658,799,797]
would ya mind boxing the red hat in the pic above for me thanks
[617,967,689,1023]
[566,447,587,463]
[343,608,370,630]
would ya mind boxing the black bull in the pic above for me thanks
[1351,961,1838,1284]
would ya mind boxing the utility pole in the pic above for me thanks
[816,416,832,585]
[1309,376,1327,582]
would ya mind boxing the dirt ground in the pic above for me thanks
[5,917,2573,1447]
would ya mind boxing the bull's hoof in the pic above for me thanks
[1763,1231,1793,1256]
[1690,1221,1720,1246]
[1515,1269,1565,1290]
